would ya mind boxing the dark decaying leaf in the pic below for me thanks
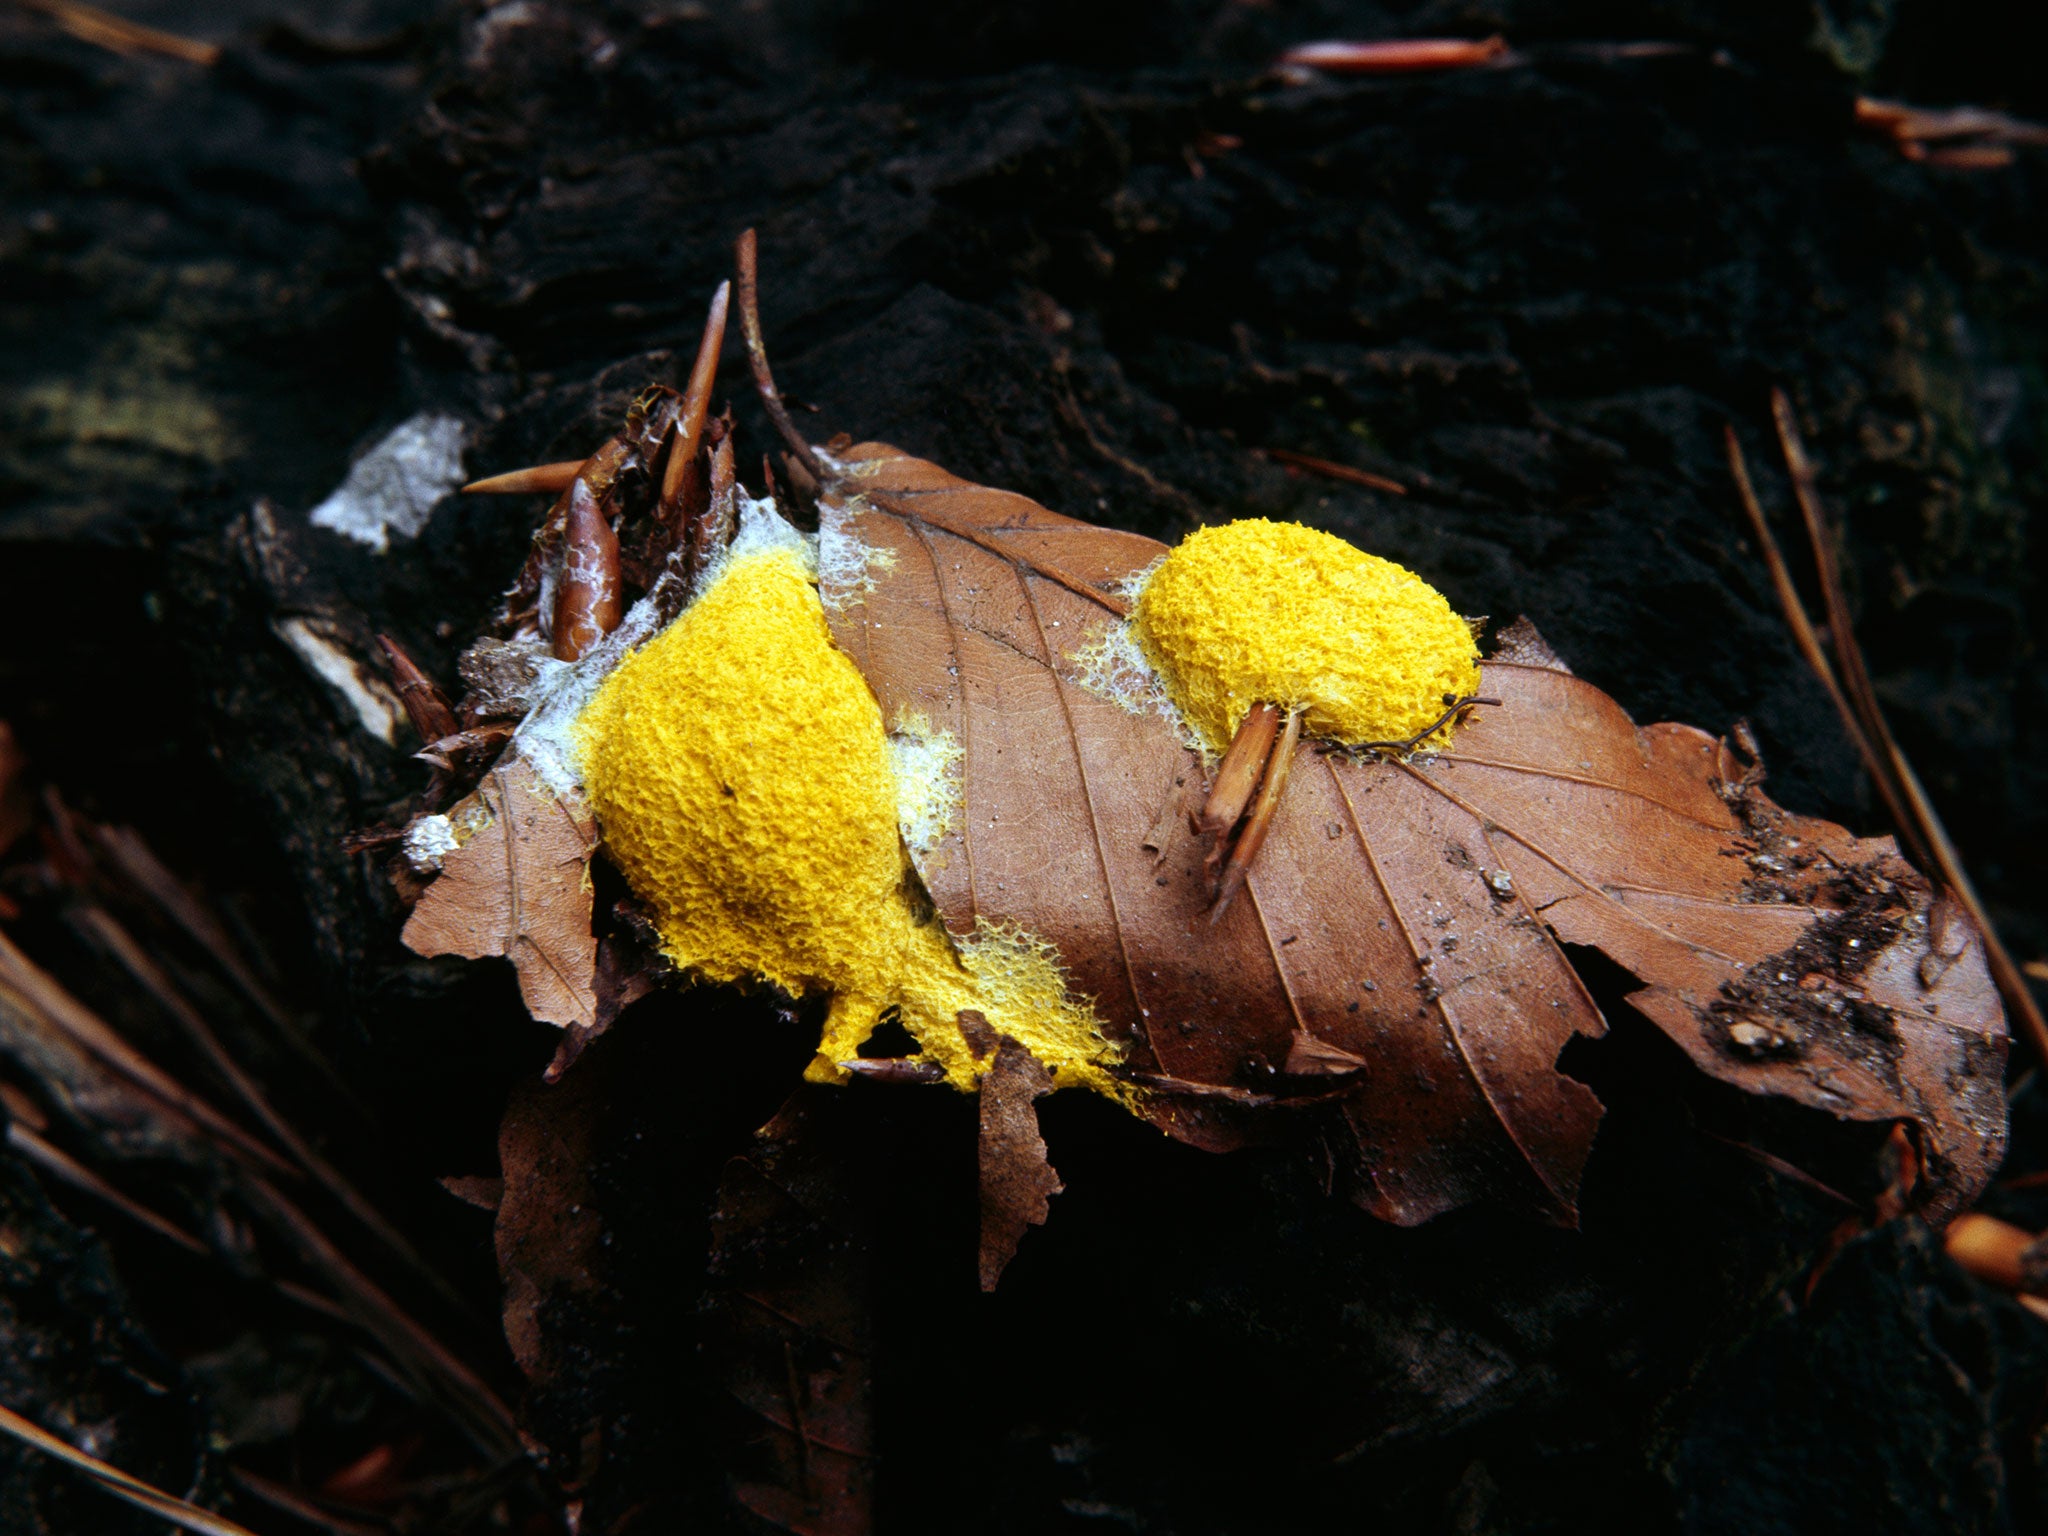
[402,758,599,1030]
[706,1090,874,1536]
[818,443,2007,1224]
[1487,615,1572,673]
[489,994,850,1530]
[0,721,30,856]
[977,1036,1063,1290]
[542,911,667,1084]
[495,1073,606,1409]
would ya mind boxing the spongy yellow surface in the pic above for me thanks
[574,546,1121,1096]
[1132,519,1481,753]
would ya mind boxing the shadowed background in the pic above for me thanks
[3,1,2047,1531]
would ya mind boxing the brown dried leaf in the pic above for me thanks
[1487,615,1572,673]
[496,1070,605,1390]
[978,1036,1063,1290]
[439,1174,504,1211]
[542,926,661,1083]
[402,758,599,1030]
[707,1090,874,1536]
[818,443,2007,1224]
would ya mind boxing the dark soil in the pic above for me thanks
[4,1,2048,1532]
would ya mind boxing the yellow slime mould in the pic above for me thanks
[1131,518,1482,753]
[574,542,1122,1097]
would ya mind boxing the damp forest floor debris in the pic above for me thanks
[4,1,2048,1533]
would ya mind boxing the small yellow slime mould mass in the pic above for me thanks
[1131,519,1481,754]
[574,544,1121,1098]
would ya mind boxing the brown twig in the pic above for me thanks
[66,901,474,1316]
[870,485,1135,617]
[229,1469,391,1536]
[18,0,221,65]
[1945,1211,2041,1292]
[664,279,732,514]
[1854,95,2048,147]
[680,430,739,600]
[86,823,290,1030]
[1197,703,1283,838]
[1318,694,1501,759]
[0,1399,259,1536]
[1771,393,1921,843]
[242,1175,522,1462]
[1212,707,1302,921]
[460,460,584,496]
[375,635,458,745]
[708,435,737,532]
[838,1057,948,1084]
[1771,393,2048,1065]
[2,921,496,1456]
[1852,95,2048,173]
[1908,143,2018,171]
[1120,1070,1363,1108]
[1196,702,1282,901]
[1051,377,1206,523]
[496,426,657,640]
[0,722,30,854]
[82,819,365,1112]
[1723,425,1920,849]
[1703,1130,1856,1207]
[4,981,361,1331]
[414,723,514,775]
[6,1119,211,1255]
[733,228,826,486]
[1278,36,1508,74]
[1728,404,2048,1067]
[1262,446,1407,496]
[0,928,296,1176]
[551,477,624,661]
[782,1338,817,1499]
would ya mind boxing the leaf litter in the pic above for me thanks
[388,245,2013,1535]
[0,747,536,1530]
[401,757,600,1031]
[812,437,2005,1228]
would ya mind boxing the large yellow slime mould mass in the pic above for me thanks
[574,544,1122,1097]
[1131,518,1481,754]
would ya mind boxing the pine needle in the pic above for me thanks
[0,1399,260,1536]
